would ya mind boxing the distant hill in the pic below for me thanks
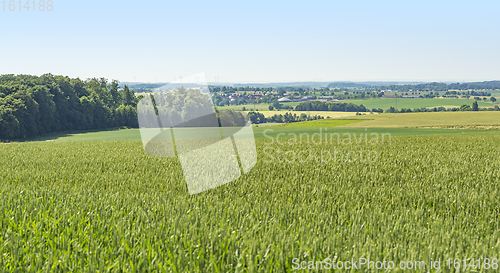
[119,80,500,91]
[219,81,424,88]
[327,81,425,88]
[229,82,332,88]
[119,83,168,93]
[375,81,500,92]
[119,82,168,87]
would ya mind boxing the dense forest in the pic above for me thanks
[140,87,247,128]
[0,74,140,139]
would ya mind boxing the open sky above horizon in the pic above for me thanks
[1,0,499,83]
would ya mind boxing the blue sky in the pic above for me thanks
[1,0,499,83]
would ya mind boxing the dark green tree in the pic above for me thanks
[472,101,479,111]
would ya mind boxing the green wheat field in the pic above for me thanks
[1,118,500,271]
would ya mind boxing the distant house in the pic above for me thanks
[278,97,292,102]
[382,95,398,98]
[318,96,338,101]
[250,94,263,100]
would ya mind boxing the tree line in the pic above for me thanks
[376,81,500,92]
[294,101,367,112]
[0,74,140,139]
[247,111,325,124]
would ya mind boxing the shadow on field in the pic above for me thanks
[2,127,137,143]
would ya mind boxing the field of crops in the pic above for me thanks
[217,104,272,111]
[343,111,500,128]
[268,119,364,127]
[1,129,500,271]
